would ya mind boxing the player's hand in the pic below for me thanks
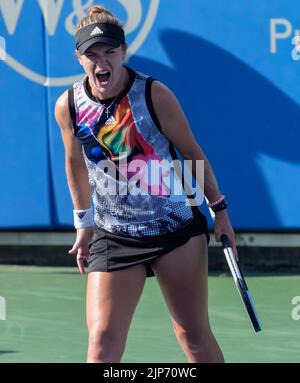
[213,210,238,260]
[68,227,94,275]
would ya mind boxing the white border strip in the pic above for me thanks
[0,232,75,246]
[209,233,300,247]
[0,232,300,247]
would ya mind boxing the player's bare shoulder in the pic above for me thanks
[151,80,184,118]
[151,80,176,110]
[150,80,187,138]
[54,90,73,130]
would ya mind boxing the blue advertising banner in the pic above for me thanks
[0,0,299,229]
[0,1,50,228]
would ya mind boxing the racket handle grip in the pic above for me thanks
[220,233,231,248]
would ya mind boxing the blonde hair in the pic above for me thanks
[76,5,123,33]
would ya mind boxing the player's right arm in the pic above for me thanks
[54,90,91,209]
[54,90,93,274]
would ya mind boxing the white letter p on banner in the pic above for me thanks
[270,18,292,53]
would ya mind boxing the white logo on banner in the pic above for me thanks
[0,35,6,60]
[270,18,300,60]
[0,0,160,86]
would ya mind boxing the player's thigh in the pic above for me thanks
[151,234,210,331]
[86,264,147,335]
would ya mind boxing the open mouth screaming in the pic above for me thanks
[95,71,111,84]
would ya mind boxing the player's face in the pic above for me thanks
[76,42,127,98]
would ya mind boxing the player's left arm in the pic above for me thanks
[151,81,237,251]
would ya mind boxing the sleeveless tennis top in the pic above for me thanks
[68,66,202,238]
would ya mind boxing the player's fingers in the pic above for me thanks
[69,243,90,260]
[218,232,239,261]
[215,232,221,242]
[229,236,239,261]
[215,231,225,242]
[236,249,239,261]
[76,254,86,275]
[232,245,239,261]
[68,242,80,254]
[81,244,90,261]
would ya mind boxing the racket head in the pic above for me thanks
[220,234,261,332]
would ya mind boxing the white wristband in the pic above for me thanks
[73,207,94,229]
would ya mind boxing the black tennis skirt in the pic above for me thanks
[87,207,210,278]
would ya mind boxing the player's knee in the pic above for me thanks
[87,327,125,363]
[173,323,212,353]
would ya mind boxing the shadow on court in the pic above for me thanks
[0,351,19,356]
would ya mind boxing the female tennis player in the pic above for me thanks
[55,5,237,363]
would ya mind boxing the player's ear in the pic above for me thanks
[75,49,83,66]
[121,43,128,60]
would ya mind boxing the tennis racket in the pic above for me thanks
[220,233,261,332]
